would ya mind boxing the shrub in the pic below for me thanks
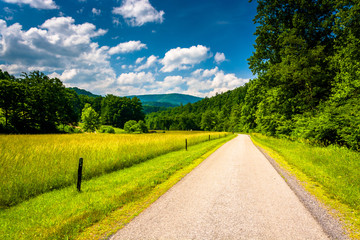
[137,120,149,133]
[124,120,138,133]
[99,126,115,134]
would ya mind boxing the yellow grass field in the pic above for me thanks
[0,131,228,207]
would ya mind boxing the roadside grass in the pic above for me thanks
[0,131,228,207]
[0,134,235,240]
[250,133,360,239]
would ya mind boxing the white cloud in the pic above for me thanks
[92,8,101,16]
[162,75,185,89]
[113,74,186,96]
[135,56,145,64]
[0,17,117,94]
[112,17,121,27]
[112,0,164,27]
[108,40,147,55]
[116,71,155,85]
[2,0,58,9]
[135,55,157,71]
[214,52,226,64]
[202,67,219,77]
[160,45,210,72]
[186,68,249,97]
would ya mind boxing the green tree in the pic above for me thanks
[101,95,144,128]
[20,71,77,132]
[136,120,149,133]
[200,110,217,131]
[0,79,25,130]
[124,120,138,133]
[81,104,100,132]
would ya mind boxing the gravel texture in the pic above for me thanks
[110,135,346,240]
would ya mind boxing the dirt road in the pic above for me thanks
[110,135,345,239]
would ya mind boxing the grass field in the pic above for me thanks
[0,134,235,240]
[0,131,229,208]
[251,133,360,239]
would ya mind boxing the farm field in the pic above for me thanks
[0,131,229,208]
[251,133,360,238]
[0,133,235,240]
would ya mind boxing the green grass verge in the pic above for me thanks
[250,133,360,239]
[0,134,235,240]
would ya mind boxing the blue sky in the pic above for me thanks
[0,0,257,97]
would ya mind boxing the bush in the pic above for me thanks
[137,120,149,133]
[99,126,115,134]
[124,120,138,133]
[57,124,79,134]
[124,120,149,133]
[292,98,360,150]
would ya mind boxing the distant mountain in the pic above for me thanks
[69,87,100,98]
[68,88,202,114]
[127,93,202,106]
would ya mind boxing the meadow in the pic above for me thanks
[0,133,234,240]
[0,131,229,208]
[251,133,360,238]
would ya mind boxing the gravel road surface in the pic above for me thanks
[110,135,345,240]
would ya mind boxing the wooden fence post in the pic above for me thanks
[185,139,188,151]
[77,158,83,192]
[209,135,210,141]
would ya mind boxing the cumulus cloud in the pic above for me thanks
[112,0,164,27]
[108,40,147,55]
[135,55,158,71]
[2,0,58,9]
[0,17,118,94]
[135,56,145,64]
[113,73,187,96]
[214,52,226,64]
[160,45,210,72]
[114,71,157,95]
[116,71,154,85]
[110,66,248,97]
[92,8,101,16]
[186,67,249,97]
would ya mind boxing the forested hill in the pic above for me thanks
[146,87,248,132]
[69,87,101,98]
[147,0,360,150]
[127,93,202,106]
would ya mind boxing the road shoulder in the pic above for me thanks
[251,135,349,240]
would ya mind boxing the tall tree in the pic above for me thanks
[247,0,336,135]
[0,79,25,130]
[81,104,101,132]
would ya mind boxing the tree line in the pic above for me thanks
[147,0,360,150]
[0,70,144,133]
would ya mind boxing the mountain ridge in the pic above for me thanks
[126,93,202,106]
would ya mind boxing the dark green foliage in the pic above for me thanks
[57,124,82,134]
[101,95,144,128]
[68,87,101,98]
[146,87,248,132]
[99,126,115,134]
[0,70,77,133]
[137,120,149,133]
[0,70,146,133]
[124,120,149,133]
[142,102,179,114]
